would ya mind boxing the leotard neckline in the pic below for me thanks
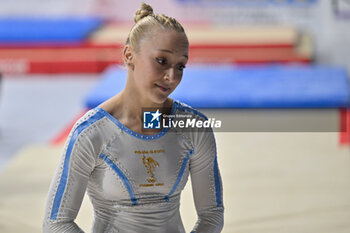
[95,100,178,140]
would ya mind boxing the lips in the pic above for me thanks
[155,84,170,92]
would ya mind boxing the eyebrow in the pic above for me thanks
[157,49,188,59]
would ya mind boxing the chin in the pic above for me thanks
[150,93,169,105]
[153,96,168,105]
[148,87,174,105]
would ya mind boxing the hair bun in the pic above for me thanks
[134,3,154,23]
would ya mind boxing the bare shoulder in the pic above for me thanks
[97,95,121,115]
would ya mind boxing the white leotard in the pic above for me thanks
[43,100,224,233]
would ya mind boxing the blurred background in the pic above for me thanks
[0,0,349,232]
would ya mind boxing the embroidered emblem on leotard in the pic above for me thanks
[139,155,164,187]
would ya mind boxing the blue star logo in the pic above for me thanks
[143,109,161,129]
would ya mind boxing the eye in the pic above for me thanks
[156,57,167,65]
[178,64,186,71]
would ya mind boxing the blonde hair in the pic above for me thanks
[126,3,186,52]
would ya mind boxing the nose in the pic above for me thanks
[164,68,175,82]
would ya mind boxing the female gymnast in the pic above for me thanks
[43,3,224,233]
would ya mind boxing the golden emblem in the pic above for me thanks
[139,155,164,187]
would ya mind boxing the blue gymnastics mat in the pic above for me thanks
[0,18,103,43]
[84,65,350,109]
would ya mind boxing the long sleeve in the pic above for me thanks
[189,128,224,233]
[43,111,103,233]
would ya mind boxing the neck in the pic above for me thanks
[114,72,172,122]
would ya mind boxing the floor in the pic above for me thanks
[0,75,97,171]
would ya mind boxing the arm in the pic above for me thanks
[43,114,101,233]
[189,128,224,233]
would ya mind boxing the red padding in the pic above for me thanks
[339,108,350,145]
[188,47,312,64]
[0,42,293,49]
[0,47,123,73]
[0,45,311,74]
[0,42,122,49]
[30,61,118,73]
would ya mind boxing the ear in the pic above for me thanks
[123,45,135,69]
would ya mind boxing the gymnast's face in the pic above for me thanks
[127,29,189,104]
